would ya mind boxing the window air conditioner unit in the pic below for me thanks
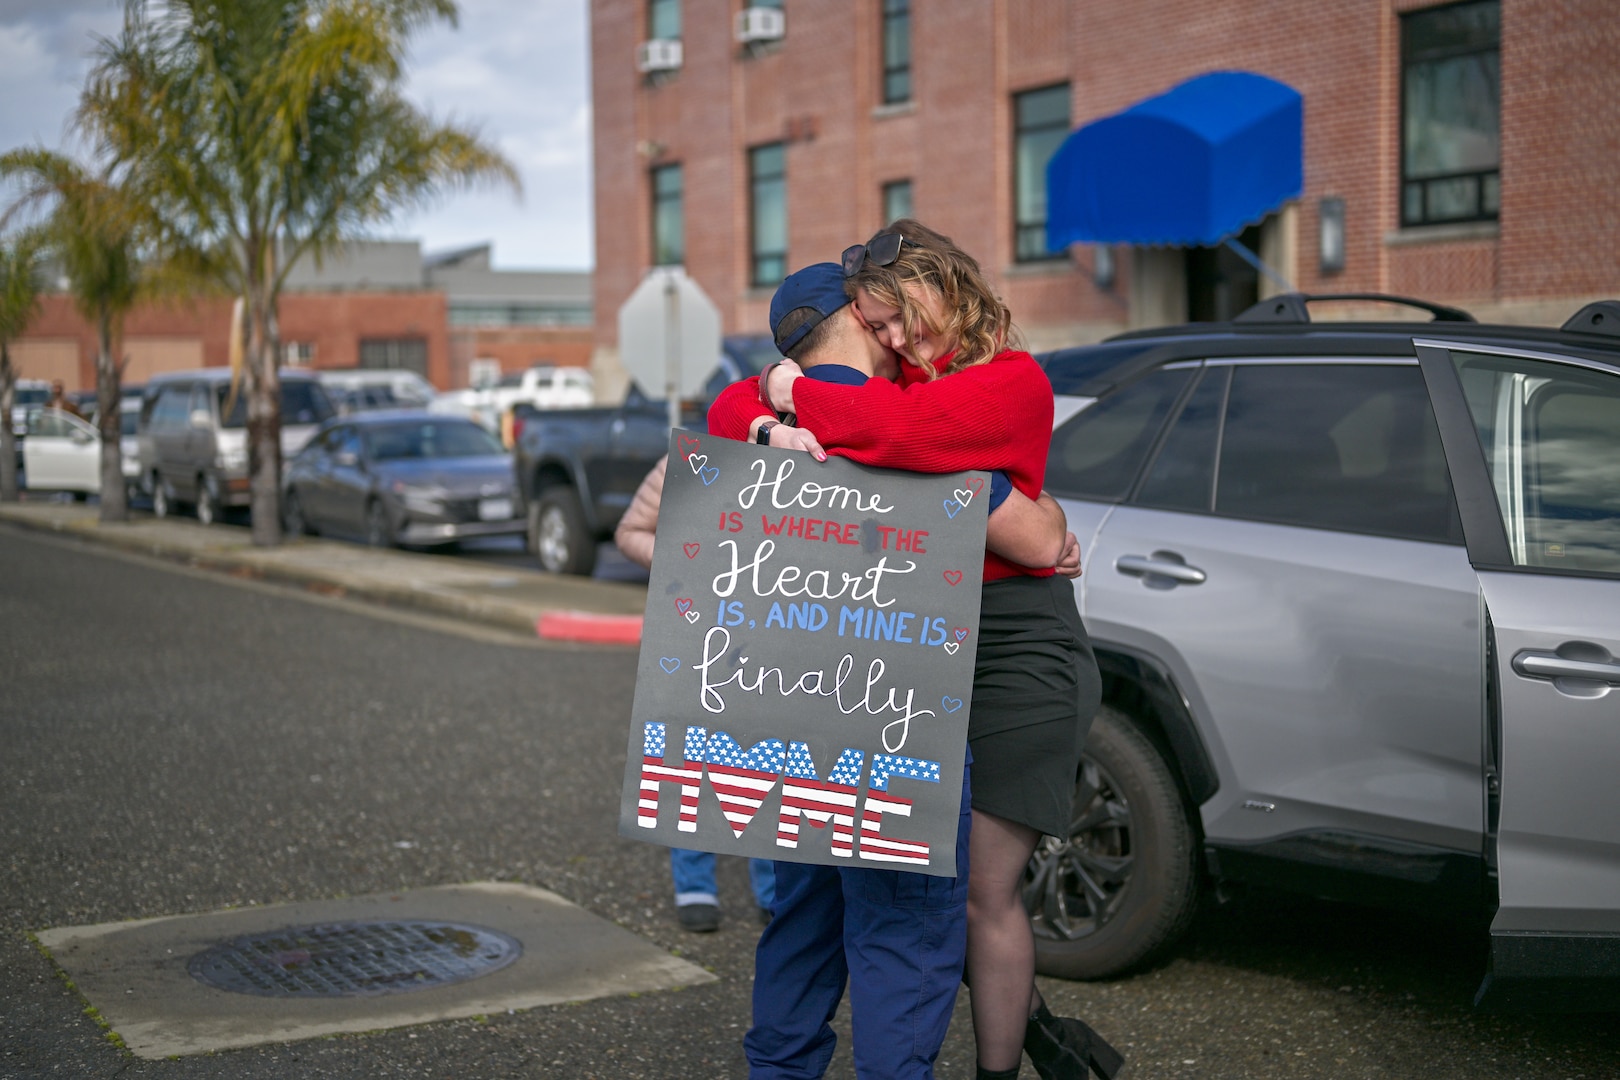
[736,7,786,44]
[636,38,683,73]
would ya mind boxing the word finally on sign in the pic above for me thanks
[617,430,988,877]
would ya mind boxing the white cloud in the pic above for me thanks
[0,0,594,270]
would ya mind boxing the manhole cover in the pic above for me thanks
[187,920,522,997]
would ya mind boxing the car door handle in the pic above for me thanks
[1115,552,1207,587]
[1512,648,1620,686]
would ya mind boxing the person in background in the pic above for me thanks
[45,380,83,419]
[615,454,777,933]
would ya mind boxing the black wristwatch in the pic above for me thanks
[756,421,779,445]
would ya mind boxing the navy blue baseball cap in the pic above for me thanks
[770,262,851,353]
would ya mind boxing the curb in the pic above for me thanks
[0,509,647,647]
[536,611,644,645]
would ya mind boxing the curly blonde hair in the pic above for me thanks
[845,218,1020,378]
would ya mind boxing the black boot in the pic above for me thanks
[1024,1002,1126,1080]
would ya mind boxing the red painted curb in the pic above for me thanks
[536,610,644,645]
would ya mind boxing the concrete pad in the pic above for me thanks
[35,881,715,1060]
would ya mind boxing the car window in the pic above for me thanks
[365,420,504,461]
[1452,352,1620,574]
[1045,367,1193,501]
[150,385,191,432]
[119,406,140,437]
[1041,340,1165,396]
[216,380,335,428]
[1134,366,1228,513]
[1217,363,1461,543]
[189,383,211,422]
[30,410,72,437]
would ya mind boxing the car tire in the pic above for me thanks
[195,476,218,526]
[151,476,172,519]
[284,489,312,537]
[364,499,395,548]
[1025,704,1200,979]
[530,488,596,576]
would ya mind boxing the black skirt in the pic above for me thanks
[967,575,1101,838]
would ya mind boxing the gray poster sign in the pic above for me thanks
[618,430,989,878]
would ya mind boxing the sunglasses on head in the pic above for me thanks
[841,232,904,278]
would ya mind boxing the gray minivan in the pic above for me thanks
[138,368,335,524]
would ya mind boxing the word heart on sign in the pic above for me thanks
[619,430,989,877]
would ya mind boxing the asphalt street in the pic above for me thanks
[2,526,1616,1079]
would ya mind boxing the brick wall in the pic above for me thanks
[592,0,1618,351]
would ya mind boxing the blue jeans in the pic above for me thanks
[744,759,973,1080]
[671,848,776,909]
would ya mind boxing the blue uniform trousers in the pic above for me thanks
[745,761,972,1079]
[671,848,776,909]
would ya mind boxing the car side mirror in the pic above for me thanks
[334,450,359,468]
[71,429,94,445]
[189,409,211,429]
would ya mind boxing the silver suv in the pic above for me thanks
[1025,294,1620,1010]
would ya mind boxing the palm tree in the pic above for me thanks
[0,231,45,502]
[77,0,519,545]
[0,150,142,521]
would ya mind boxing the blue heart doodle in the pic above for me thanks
[659,657,681,673]
[941,696,963,713]
[943,498,964,518]
[699,466,720,486]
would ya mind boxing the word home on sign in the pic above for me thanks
[638,722,942,867]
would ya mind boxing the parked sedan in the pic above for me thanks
[282,411,523,548]
[21,408,100,498]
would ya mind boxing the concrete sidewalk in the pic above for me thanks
[0,502,649,644]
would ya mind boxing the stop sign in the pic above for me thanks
[617,267,723,406]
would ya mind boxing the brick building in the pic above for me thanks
[589,0,1620,381]
[11,241,593,394]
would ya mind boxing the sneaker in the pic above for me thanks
[677,903,721,933]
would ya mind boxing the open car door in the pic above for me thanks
[1418,333,1620,1010]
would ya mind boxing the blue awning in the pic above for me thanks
[1045,71,1303,249]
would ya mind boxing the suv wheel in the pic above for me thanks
[195,476,218,526]
[530,488,596,576]
[1025,704,1199,979]
[151,476,172,519]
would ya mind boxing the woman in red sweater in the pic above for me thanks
[712,221,1119,1080]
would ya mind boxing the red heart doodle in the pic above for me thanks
[675,598,694,615]
[953,627,970,643]
[967,477,985,496]
[942,570,963,586]
[683,542,701,559]
[677,434,701,460]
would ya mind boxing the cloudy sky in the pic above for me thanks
[0,0,594,270]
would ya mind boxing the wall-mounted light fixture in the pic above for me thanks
[1093,245,1115,290]
[1319,196,1345,275]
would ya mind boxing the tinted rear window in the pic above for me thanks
[1045,367,1193,500]
[217,381,335,428]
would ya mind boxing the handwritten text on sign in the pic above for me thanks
[617,430,988,877]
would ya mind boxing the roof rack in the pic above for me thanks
[1234,293,1477,325]
[1560,300,1620,339]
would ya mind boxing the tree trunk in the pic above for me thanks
[0,343,17,502]
[245,276,283,546]
[96,308,127,522]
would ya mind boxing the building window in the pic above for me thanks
[750,143,787,287]
[882,0,910,105]
[651,163,684,266]
[1401,0,1500,226]
[882,180,913,224]
[648,0,680,39]
[748,0,782,7]
[1014,83,1070,261]
[358,338,428,376]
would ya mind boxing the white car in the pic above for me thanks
[22,408,100,498]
